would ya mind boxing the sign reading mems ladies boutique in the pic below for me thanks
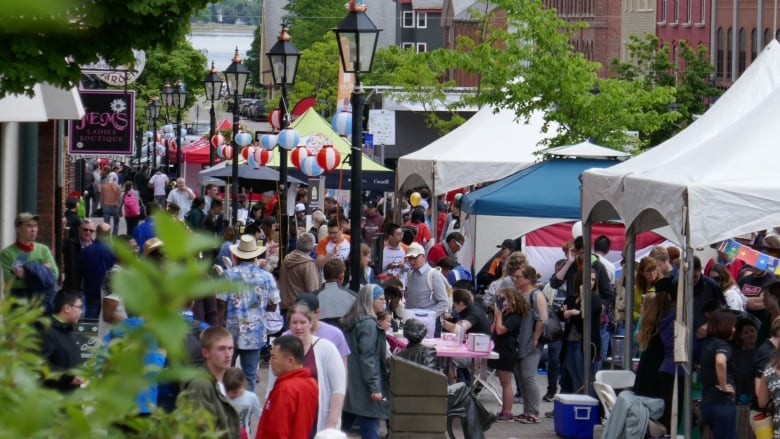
[69,90,135,155]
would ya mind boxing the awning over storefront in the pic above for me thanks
[0,83,84,122]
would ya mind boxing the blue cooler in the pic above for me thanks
[554,394,600,438]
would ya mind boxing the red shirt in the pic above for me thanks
[427,243,448,266]
[256,368,318,439]
[404,221,431,246]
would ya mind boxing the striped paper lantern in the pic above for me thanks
[254,147,273,166]
[331,110,352,136]
[260,134,277,150]
[291,146,309,170]
[299,156,324,177]
[276,128,300,151]
[235,132,253,147]
[316,144,341,172]
[211,134,225,147]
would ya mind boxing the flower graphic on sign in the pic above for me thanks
[302,132,332,155]
[109,98,127,114]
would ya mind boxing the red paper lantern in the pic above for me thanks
[291,146,309,170]
[241,146,255,161]
[211,134,225,147]
[254,147,273,166]
[317,144,341,172]
[269,109,282,130]
[222,145,233,160]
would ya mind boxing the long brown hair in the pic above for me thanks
[636,292,672,351]
[498,287,530,316]
[635,256,658,293]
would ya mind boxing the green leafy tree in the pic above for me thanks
[283,0,345,51]
[611,34,720,146]
[440,0,678,148]
[0,0,211,97]
[245,25,263,91]
[288,35,341,116]
[0,214,240,437]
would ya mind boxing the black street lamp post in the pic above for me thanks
[146,98,161,170]
[267,24,301,255]
[163,80,187,178]
[223,48,250,225]
[333,2,381,292]
[203,62,224,168]
[162,81,173,173]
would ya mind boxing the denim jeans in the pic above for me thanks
[342,411,380,439]
[102,205,120,236]
[235,348,260,393]
[594,324,610,372]
[566,340,584,393]
[700,401,737,439]
[515,347,542,416]
[546,339,563,394]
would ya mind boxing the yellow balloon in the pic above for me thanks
[410,192,422,207]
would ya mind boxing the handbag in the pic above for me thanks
[750,410,773,439]
[532,290,564,344]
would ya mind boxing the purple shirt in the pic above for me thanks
[283,320,351,358]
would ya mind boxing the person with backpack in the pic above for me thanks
[120,181,143,236]
[405,242,449,337]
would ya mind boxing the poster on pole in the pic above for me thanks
[368,109,395,145]
[69,90,135,155]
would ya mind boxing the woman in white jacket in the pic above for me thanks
[266,303,347,434]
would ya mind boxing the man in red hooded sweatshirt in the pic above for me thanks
[256,335,318,439]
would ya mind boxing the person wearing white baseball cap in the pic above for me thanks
[404,242,449,336]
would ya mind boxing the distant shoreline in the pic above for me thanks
[190,22,256,34]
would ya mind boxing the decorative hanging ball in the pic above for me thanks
[216,144,225,158]
[169,138,177,150]
[156,144,166,156]
[247,148,258,168]
[235,132,253,147]
[145,131,153,138]
[409,192,422,207]
[317,144,341,172]
[260,134,277,150]
[291,146,309,169]
[331,109,352,137]
[180,128,188,137]
[241,146,254,161]
[300,156,324,177]
[211,134,225,147]
[276,128,300,151]
[163,124,174,133]
[254,147,273,166]
[222,145,233,161]
[269,109,282,130]
[164,132,174,140]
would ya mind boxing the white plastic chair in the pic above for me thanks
[593,381,618,419]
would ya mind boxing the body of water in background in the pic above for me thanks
[188,27,255,71]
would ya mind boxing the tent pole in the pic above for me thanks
[431,175,437,244]
[684,236,694,439]
[623,234,636,371]
[582,221,593,395]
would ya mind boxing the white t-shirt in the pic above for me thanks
[382,243,408,277]
[149,173,168,196]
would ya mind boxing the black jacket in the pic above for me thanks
[40,316,82,392]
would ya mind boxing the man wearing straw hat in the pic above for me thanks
[217,235,281,392]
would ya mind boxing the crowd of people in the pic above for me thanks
[10,166,780,439]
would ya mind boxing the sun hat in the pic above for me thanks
[230,234,267,260]
[405,242,425,258]
[143,237,164,256]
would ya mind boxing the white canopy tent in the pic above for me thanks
[581,40,780,438]
[396,106,557,195]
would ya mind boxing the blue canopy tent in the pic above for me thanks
[460,158,621,273]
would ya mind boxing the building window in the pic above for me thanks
[765,29,772,48]
[699,0,706,23]
[752,28,758,61]
[673,0,679,23]
[416,11,427,28]
[738,28,746,75]
[401,42,415,50]
[402,11,414,28]
[660,0,667,22]
[687,0,693,23]
[727,27,733,80]
[416,42,427,53]
[716,27,724,79]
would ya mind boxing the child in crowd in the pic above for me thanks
[224,367,262,439]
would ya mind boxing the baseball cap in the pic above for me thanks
[497,239,517,251]
[366,200,378,209]
[406,242,426,258]
[295,203,306,213]
[297,292,319,311]
[15,212,40,226]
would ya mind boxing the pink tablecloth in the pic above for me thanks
[388,336,496,359]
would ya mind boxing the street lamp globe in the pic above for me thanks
[223,47,249,97]
[267,25,301,86]
[203,62,224,102]
[333,4,381,74]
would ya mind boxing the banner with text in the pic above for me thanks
[69,90,135,155]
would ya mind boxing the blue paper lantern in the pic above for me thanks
[300,156,323,177]
[331,110,352,136]
[235,132,253,147]
[261,134,278,150]
[276,128,300,151]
